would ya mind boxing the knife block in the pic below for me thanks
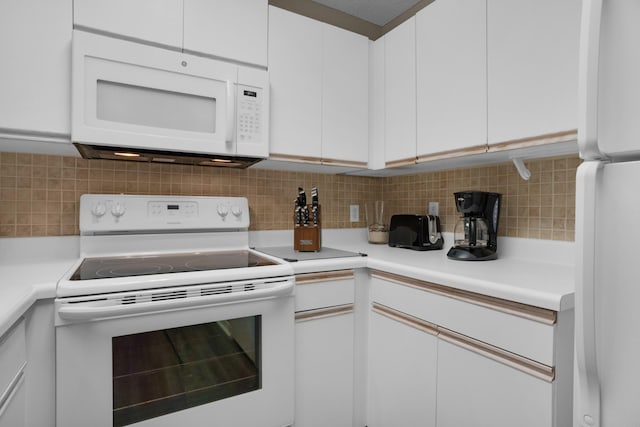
[294,205,321,252]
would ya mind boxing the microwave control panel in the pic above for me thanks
[237,85,262,143]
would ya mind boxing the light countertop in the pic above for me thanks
[0,229,575,338]
[252,229,575,312]
[0,236,79,337]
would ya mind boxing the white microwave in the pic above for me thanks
[71,30,269,167]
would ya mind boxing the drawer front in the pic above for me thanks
[295,270,355,312]
[0,370,26,427]
[0,319,26,394]
[370,272,556,366]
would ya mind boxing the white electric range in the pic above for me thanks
[55,194,295,427]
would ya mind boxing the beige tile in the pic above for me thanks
[0,152,580,241]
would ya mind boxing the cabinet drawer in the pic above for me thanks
[0,320,26,394]
[370,271,556,366]
[295,270,355,312]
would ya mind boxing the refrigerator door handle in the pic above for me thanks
[575,161,604,427]
[578,0,604,161]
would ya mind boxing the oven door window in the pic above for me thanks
[112,316,261,427]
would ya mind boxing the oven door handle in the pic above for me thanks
[57,279,294,321]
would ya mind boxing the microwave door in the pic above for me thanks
[72,31,238,156]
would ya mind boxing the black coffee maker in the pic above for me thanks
[447,191,501,261]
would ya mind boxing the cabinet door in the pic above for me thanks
[0,374,25,427]
[183,0,268,67]
[321,24,369,166]
[268,6,323,160]
[73,0,183,48]
[487,0,581,144]
[384,17,417,166]
[367,310,437,427]
[416,0,487,157]
[368,38,386,170]
[0,320,26,427]
[295,311,354,427]
[0,0,71,136]
[437,339,552,427]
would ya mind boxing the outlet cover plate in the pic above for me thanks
[350,205,359,222]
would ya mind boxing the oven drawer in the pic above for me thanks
[295,270,355,312]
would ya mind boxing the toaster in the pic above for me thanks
[388,214,444,251]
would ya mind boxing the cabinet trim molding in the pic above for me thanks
[269,153,323,164]
[417,144,488,163]
[488,129,578,153]
[268,154,367,168]
[321,158,368,168]
[296,270,355,285]
[372,302,438,336]
[370,270,557,325]
[439,328,555,382]
[295,304,354,322]
[0,362,26,413]
[385,157,417,168]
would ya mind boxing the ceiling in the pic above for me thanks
[269,0,432,39]
[312,0,423,26]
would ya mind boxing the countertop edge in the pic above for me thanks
[0,281,57,338]
[0,233,575,337]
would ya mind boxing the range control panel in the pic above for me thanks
[79,194,249,234]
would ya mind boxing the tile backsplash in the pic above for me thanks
[0,152,579,241]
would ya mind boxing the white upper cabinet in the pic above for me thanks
[368,39,386,170]
[268,6,369,167]
[384,17,417,166]
[73,0,183,48]
[268,7,323,160]
[73,0,268,67]
[487,0,581,144]
[0,0,71,137]
[416,0,487,158]
[321,24,369,165]
[183,0,268,67]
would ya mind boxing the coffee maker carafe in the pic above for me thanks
[447,191,501,261]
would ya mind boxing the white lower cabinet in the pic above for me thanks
[0,319,26,427]
[367,270,572,427]
[0,375,25,427]
[296,311,355,427]
[436,339,552,427]
[367,307,437,427]
[294,271,356,427]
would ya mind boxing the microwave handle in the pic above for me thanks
[226,80,235,144]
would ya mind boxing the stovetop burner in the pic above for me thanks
[70,250,277,281]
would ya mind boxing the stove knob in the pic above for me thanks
[217,205,229,220]
[91,202,107,218]
[231,205,243,218]
[111,202,126,219]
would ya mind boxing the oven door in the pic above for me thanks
[55,280,294,427]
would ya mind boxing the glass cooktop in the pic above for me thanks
[70,250,277,281]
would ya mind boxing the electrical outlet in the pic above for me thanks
[350,205,359,222]
[428,202,439,216]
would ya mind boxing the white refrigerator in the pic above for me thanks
[574,0,640,426]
